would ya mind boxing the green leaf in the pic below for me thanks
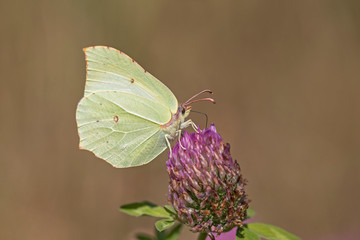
[247,223,300,240]
[236,226,260,240]
[136,233,154,240]
[119,202,172,218]
[163,205,176,215]
[246,208,256,219]
[166,224,182,240]
[155,218,175,232]
[197,232,208,240]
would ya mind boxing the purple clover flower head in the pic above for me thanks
[167,124,249,238]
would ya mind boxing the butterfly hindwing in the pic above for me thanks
[76,91,170,167]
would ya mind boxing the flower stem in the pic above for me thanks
[197,232,208,240]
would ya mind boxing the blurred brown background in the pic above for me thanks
[1,0,359,239]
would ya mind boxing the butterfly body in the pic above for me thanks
[161,106,191,140]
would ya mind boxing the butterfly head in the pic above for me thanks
[179,105,192,119]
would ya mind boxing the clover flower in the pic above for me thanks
[167,124,249,238]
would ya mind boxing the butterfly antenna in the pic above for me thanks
[191,110,209,128]
[184,98,216,107]
[184,89,213,105]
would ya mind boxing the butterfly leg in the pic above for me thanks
[164,134,173,154]
[166,132,186,152]
[181,119,199,133]
[176,129,186,150]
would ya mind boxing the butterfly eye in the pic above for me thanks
[181,108,186,115]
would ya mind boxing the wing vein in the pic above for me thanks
[86,52,163,100]
[128,128,162,157]
[99,95,164,125]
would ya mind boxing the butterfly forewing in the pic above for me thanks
[84,46,178,113]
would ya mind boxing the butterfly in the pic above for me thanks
[76,46,215,168]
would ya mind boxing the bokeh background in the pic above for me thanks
[1,0,359,239]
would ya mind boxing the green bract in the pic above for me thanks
[119,202,177,233]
